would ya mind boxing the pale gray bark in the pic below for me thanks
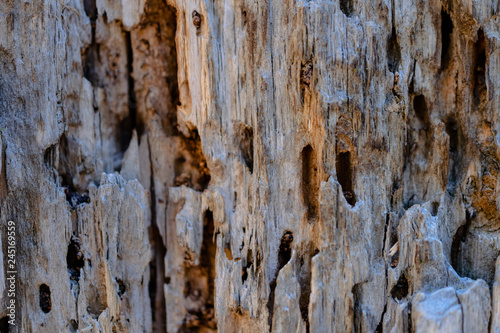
[0,0,500,332]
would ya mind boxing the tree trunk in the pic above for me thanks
[1,0,500,332]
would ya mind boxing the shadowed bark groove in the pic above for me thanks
[302,145,320,221]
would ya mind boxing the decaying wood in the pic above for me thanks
[0,0,500,332]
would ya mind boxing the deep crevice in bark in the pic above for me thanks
[450,210,473,277]
[138,0,180,136]
[413,95,429,126]
[181,210,217,331]
[440,8,453,69]
[267,232,293,331]
[387,27,401,74]
[299,248,316,333]
[83,0,97,22]
[57,134,83,192]
[67,235,84,282]
[132,3,189,331]
[242,249,253,283]
[234,123,254,173]
[302,145,320,220]
[82,0,98,85]
[148,129,166,332]
[175,130,211,191]
[352,283,362,333]
[412,94,432,156]
[149,222,167,332]
[375,303,387,333]
[336,151,356,205]
[444,116,462,195]
[120,30,137,155]
[473,28,487,106]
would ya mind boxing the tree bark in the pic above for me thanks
[1,0,500,332]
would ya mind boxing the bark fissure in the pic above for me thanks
[302,145,320,221]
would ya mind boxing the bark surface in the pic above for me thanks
[0,0,500,332]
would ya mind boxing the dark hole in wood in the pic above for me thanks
[174,155,186,175]
[451,211,472,275]
[119,30,137,155]
[67,235,84,281]
[181,210,217,330]
[83,0,97,21]
[352,283,362,333]
[340,0,353,17]
[473,28,487,106]
[388,27,401,73]
[413,95,429,125]
[299,268,312,333]
[242,249,253,283]
[445,117,459,154]
[201,210,216,294]
[302,145,320,220]
[70,319,79,332]
[441,8,453,68]
[175,129,211,191]
[116,278,126,298]
[148,221,167,329]
[431,202,439,216]
[390,275,409,300]
[239,125,254,173]
[299,247,316,333]
[82,43,99,87]
[278,232,293,270]
[64,187,90,209]
[39,284,52,313]
[336,151,356,205]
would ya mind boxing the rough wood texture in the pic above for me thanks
[0,0,500,332]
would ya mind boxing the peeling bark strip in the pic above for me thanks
[2,0,500,332]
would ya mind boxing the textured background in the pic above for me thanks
[0,0,500,332]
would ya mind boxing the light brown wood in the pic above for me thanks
[1,0,500,332]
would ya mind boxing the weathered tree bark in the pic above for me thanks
[1,0,500,332]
